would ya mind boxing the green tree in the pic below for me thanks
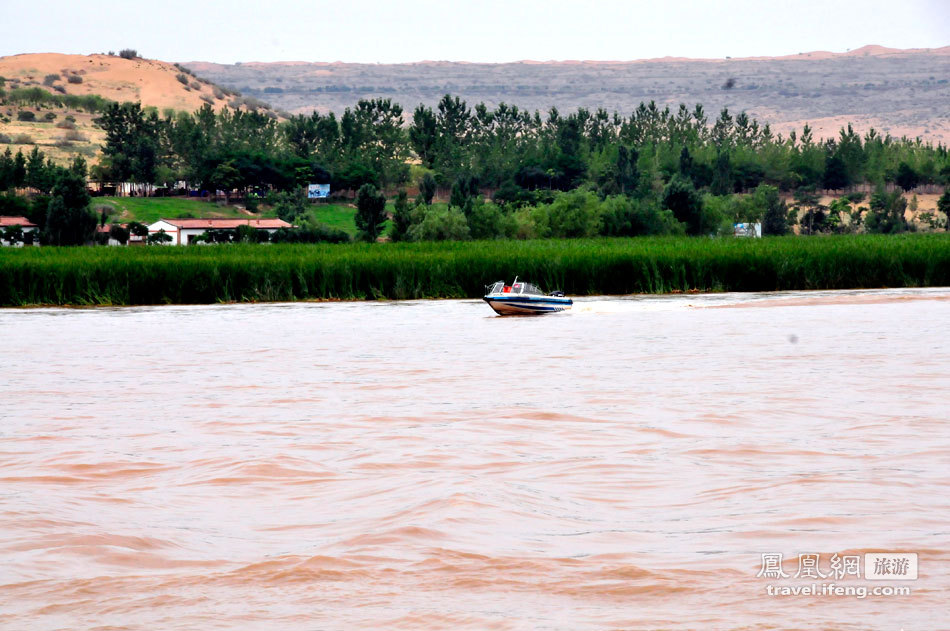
[937,190,950,229]
[147,229,173,244]
[534,190,605,238]
[409,104,437,167]
[355,183,387,242]
[45,170,96,245]
[710,150,733,195]
[12,150,26,188]
[210,161,241,203]
[866,189,909,234]
[235,224,256,243]
[0,148,14,191]
[826,197,854,233]
[25,147,53,193]
[466,199,511,240]
[822,153,850,191]
[407,205,470,241]
[793,186,825,234]
[601,195,678,237]
[895,162,919,192]
[273,189,308,223]
[450,173,479,212]
[759,185,789,236]
[662,175,706,235]
[389,190,412,242]
[418,172,436,206]
[2,224,24,245]
[109,223,130,245]
[127,221,148,239]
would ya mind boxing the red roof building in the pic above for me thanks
[0,216,38,228]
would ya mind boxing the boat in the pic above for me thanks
[482,278,572,315]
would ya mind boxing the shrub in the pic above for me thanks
[56,120,77,129]
[531,190,605,238]
[67,75,83,84]
[62,129,87,142]
[43,112,57,121]
[190,81,202,91]
[212,86,225,99]
[199,94,215,105]
[273,189,308,223]
[147,229,173,244]
[16,110,36,121]
[43,74,60,86]
[601,195,680,237]
[118,49,138,60]
[175,73,188,85]
[51,85,66,94]
[13,133,34,144]
[407,205,471,241]
[270,221,350,244]
[466,199,513,239]
[0,133,10,143]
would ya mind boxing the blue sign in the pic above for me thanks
[308,183,330,199]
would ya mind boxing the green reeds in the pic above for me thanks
[1,234,948,307]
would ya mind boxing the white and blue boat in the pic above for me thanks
[483,278,572,315]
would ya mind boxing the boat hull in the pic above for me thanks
[483,295,573,315]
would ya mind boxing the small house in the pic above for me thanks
[0,216,38,246]
[146,218,294,245]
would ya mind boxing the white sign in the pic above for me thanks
[307,183,330,199]
[734,222,762,238]
[865,553,918,580]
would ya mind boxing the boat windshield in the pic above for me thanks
[515,282,543,295]
[488,280,546,295]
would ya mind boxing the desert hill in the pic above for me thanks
[187,45,950,143]
[0,52,245,114]
[0,52,274,163]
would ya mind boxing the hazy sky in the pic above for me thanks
[3,0,948,64]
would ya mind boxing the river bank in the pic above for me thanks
[1,234,948,306]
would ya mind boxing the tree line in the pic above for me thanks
[3,95,950,244]
[93,96,950,239]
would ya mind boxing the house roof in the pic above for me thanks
[0,216,37,228]
[155,218,293,230]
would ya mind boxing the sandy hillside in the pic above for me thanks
[0,53,237,113]
[0,52,273,164]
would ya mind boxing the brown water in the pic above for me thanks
[1,288,948,630]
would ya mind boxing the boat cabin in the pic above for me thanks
[488,280,545,295]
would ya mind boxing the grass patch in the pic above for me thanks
[309,202,358,234]
[96,196,276,224]
[1,234,948,307]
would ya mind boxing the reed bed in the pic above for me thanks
[1,235,948,306]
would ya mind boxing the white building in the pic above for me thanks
[0,216,38,246]
[146,218,293,245]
